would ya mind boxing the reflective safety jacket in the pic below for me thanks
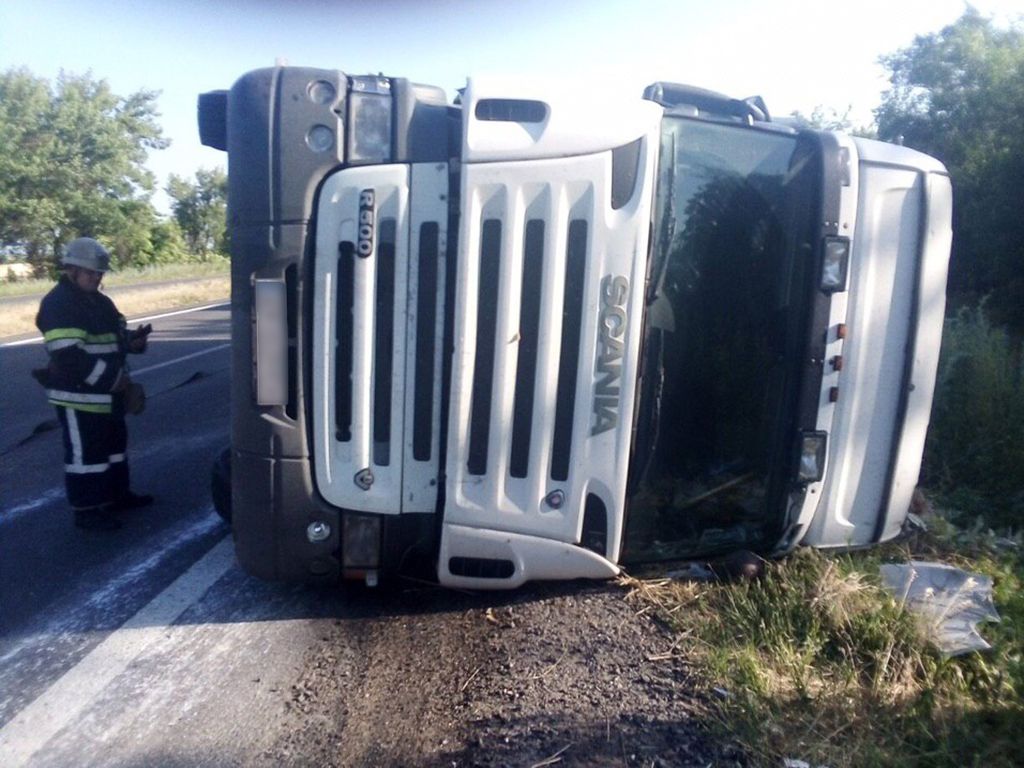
[35,275,130,414]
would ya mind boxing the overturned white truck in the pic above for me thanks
[199,67,951,589]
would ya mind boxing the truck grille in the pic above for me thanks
[444,143,654,552]
[467,216,588,482]
[312,163,448,515]
[313,141,655,561]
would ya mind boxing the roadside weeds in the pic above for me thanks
[624,511,1024,768]
[0,277,230,338]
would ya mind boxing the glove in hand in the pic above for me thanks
[128,323,152,353]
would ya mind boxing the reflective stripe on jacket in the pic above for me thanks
[35,275,128,414]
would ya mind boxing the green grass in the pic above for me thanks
[626,510,1024,767]
[922,305,1024,528]
[0,259,229,298]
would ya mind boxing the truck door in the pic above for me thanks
[311,163,448,515]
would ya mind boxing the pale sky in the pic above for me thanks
[2,0,1021,213]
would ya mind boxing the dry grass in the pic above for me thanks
[0,277,230,338]
[0,261,229,297]
[623,532,1024,768]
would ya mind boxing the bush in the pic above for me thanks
[923,304,1024,528]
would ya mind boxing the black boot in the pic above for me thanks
[74,507,122,531]
[111,491,155,511]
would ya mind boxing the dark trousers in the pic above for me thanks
[55,405,130,509]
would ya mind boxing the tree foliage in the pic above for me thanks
[876,10,1024,332]
[166,167,228,258]
[0,68,171,270]
[787,105,877,137]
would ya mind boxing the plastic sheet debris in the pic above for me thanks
[904,511,928,532]
[880,561,1000,657]
[665,563,716,582]
[666,550,764,583]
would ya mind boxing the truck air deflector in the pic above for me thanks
[874,171,951,543]
[805,164,923,544]
[312,163,448,514]
[642,82,770,123]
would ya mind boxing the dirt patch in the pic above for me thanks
[269,581,738,767]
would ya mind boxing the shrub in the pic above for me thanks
[923,304,1024,529]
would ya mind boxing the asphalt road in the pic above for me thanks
[0,301,706,768]
[0,302,302,765]
[0,302,507,767]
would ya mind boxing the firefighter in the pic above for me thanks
[34,238,154,530]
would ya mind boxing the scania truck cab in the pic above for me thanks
[199,67,951,589]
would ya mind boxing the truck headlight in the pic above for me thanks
[820,237,850,293]
[795,431,827,483]
[348,76,392,163]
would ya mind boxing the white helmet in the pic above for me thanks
[62,238,112,272]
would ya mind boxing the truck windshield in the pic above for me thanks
[623,117,819,562]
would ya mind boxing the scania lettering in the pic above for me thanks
[593,274,628,436]
[199,68,952,589]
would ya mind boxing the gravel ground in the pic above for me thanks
[268,580,740,768]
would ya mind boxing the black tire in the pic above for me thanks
[211,446,232,524]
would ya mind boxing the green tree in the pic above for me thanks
[149,218,191,264]
[166,167,227,258]
[0,68,169,269]
[0,69,60,260]
[788,105,877,137]
[876,10,1024,332]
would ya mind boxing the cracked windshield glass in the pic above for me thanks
[624,117,819,563]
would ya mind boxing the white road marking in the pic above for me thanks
[131,343,230,377]
[0,488,64,525]
[0,302,230,348]
[0,512,226,674]
[125,302,230,325]
[0,534,235,764]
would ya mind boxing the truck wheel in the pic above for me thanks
[211,446,232,524]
